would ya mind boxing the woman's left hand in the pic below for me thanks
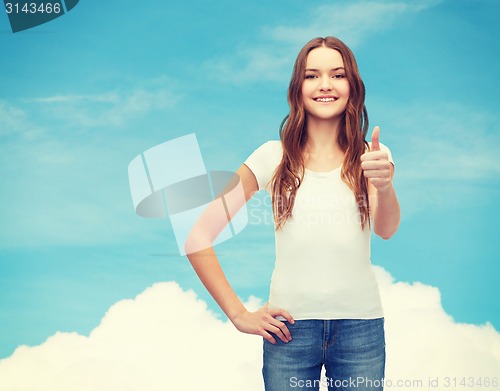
[361,126,393,192]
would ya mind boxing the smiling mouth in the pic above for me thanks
[313,97,338,102]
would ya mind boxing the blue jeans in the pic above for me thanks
[263,318,385,391]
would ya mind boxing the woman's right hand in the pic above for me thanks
[231,304,295,344]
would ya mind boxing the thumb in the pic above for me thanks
[371,126,380,151]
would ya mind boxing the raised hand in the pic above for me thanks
[361,126,393,192]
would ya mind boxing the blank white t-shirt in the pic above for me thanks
[244,140,394,320]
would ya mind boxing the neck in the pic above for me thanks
[304,116,342,155]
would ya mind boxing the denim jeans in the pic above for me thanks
[263,318,385,391]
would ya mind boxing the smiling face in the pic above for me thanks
[301,46,350,123]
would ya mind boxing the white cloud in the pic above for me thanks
[383,102,500,181]
[28,86,179,128]
[1,267,498,391]
[369,100,500,218]
[30,93,120,104]
[267,1,427,48]
[206,0,441,84]
[0,100,43,140]
[376,266,500,387]
[0,136,164,247]
[0,78,181,247]
[2,76,180,141]
[0,283,264,391]
[205,44,293,84]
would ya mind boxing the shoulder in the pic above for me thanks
[256,140,282,154]
[244,140,282,191]
[246,140,282,163]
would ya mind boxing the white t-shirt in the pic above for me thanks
[244,140,394,320]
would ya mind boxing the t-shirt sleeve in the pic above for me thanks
[244,140,282,192]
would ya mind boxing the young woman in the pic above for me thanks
[186,36,400,391]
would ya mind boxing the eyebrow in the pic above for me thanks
[305,67,345,72]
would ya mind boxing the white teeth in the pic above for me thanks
[315,98,336,102]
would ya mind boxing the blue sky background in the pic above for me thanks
[0,0,499,359]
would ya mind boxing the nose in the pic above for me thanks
[319,75,333,91]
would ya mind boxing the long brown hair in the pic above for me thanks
[271,36,370,229]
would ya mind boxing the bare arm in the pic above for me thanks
[368,164,400,239]
[185,164,294,343]
[361,126,401,239]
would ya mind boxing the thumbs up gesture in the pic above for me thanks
[361,126,393,192]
